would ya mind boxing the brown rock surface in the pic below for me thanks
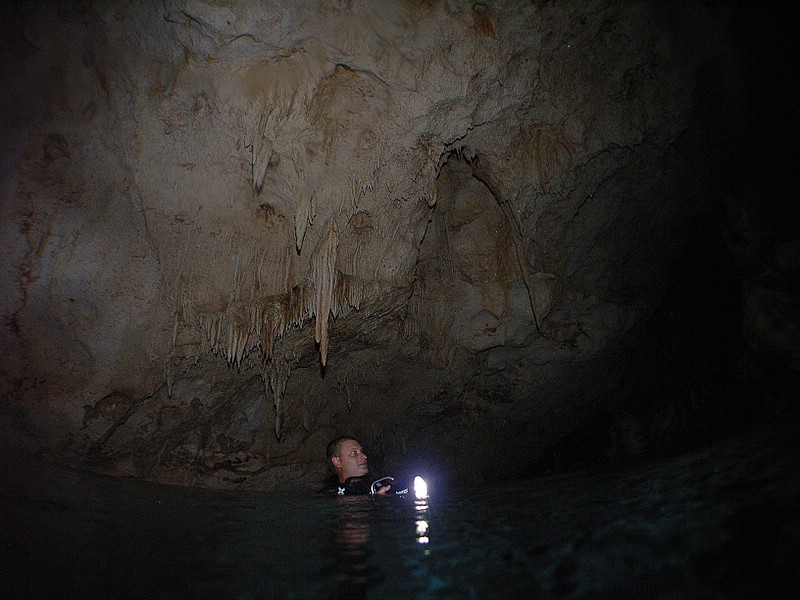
[4,1,791,490]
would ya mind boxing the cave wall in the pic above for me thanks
[1,0,757,489]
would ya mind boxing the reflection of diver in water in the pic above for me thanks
[325,499,384,599]
[318,439,431,597]
[323,488,429,598]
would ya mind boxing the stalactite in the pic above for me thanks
[349,173,361,209]
[198,310,253,370]
[259,314,276,359]
[223,313,249,369]
[332,272,384,316]
[294,194,314,253]
[333,272,367,315]
[284,282,312,330]
[251,109,273,193]
[198,282,318,370]
[165,361,173,400]
[194,215,409,371]
[260,367,270,446]
[312,217,338,366]
[268,355,291,440]
[337,373,354,411]
[241,45,328,157]
[425,183,438,208]
[332,274,348,317]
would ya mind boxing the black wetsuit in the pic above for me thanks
[317,474,398,496]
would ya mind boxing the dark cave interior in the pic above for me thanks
[516,2,800,480]
[2,3,799,598]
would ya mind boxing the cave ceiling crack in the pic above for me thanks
[332,61,391,89]
[163,6,225,47]
[563,143,633,227]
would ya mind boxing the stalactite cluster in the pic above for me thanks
[197,284,310,369]
[197,263,392,370]
[191,231,398,441]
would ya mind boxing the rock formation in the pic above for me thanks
[2,0,796,490]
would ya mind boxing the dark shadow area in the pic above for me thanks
[530,1,800,477]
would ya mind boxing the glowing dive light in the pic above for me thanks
[413,475,428,499]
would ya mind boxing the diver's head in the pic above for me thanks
[327,436,369,482]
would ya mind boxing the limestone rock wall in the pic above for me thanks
[1,0,740,489]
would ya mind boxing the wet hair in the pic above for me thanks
[326,435,358,462]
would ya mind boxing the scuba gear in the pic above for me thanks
[317,474,411,496]
[370,476,409,496]
[370,476,394,494]
[317,474,380,496]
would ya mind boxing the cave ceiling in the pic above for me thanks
[0,0,738,489]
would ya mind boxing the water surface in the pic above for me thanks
[3,418,798,599]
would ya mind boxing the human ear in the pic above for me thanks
[331,456,341,470]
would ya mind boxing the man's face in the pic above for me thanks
[332,439,368,482]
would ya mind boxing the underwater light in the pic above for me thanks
[413,476,428,499]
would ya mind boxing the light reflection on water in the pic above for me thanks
[2,419,798,599]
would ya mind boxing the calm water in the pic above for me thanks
[2,418,799,599]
